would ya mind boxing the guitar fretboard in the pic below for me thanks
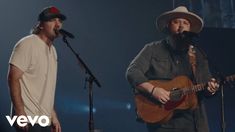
[226,74,235,82]
[182,83,207,95]
[182,74,235,95]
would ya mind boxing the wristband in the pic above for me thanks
[150,87,156,96]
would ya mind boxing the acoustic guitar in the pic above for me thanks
[135,75,235,123]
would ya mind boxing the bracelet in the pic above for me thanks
[150,87,156,96]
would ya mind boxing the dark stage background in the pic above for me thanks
[0,0,234,132]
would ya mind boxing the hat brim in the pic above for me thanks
[157,11,203,33]
[40,14,66,21]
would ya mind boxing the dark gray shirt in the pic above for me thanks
[126,38,211,87]
[126,38,212,132]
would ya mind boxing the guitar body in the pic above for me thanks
[135,76,198,123]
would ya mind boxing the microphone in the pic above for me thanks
[58,29,75,39]
[180,31,199,39]
[174,31,199,49]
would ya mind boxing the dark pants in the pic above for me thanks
[146,110,197,132]
[146,123,196,132]
[15,124,51,132]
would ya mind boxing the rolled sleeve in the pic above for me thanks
[126,44,153,87]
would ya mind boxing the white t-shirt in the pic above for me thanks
[9,34,58,121]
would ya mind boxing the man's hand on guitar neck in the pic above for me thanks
[207,78,219,94]
[138,82,170,104]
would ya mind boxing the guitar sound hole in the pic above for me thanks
[170,88,183,101]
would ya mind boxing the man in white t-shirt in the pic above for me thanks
[8,6,66,132]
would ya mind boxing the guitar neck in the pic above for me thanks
[225,74,235,82]
[182,74,235,95]
[182,83,207,95]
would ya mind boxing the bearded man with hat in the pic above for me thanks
[126,6,219,132]
[8,6,66,132]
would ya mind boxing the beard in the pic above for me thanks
[47,29,59,41]
[172,33,189,51]
[54,28,60,37]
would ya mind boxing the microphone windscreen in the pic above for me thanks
[59,29,75,39]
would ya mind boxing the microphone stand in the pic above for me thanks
[199,50,226,132]
[194,48,226,132]
[186,37,226,132]
[62,36,101,132]
[214,72,226,132]
[220,84,226,132]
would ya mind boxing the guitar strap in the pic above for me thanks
[188,45,197,83]
[188,45,200,132]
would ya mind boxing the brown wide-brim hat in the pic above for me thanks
[156,6,203,33]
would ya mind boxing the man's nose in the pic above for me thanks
[178,26,184,33]
[55,20,62,29]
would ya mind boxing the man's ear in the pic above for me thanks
[162,24,170,34]
[38,22,44,29]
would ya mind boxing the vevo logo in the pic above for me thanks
[6,115,50,127]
